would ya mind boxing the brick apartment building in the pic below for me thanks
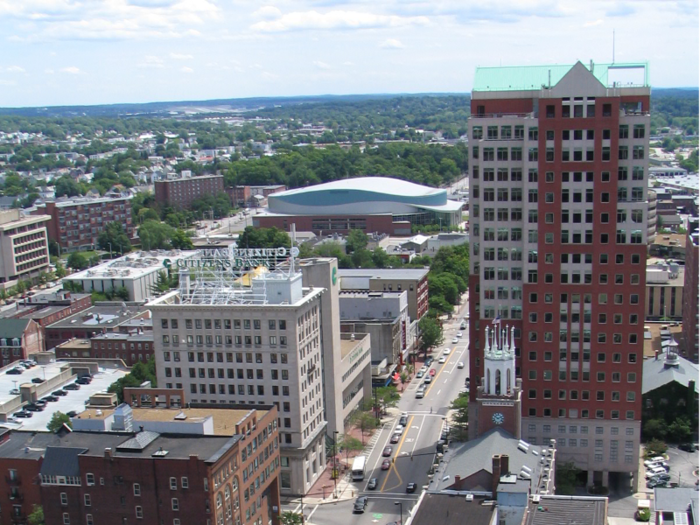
[0,318,43,367]
[0,405,280,525]
[682,218,699,362]
[227,185,287,208]
[0,209,50,289]
[90,331,154,366]
[467,61,649,488]
[33,189,135,252]
[154,174,225,209]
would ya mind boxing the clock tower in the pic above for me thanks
[469,324,522,440]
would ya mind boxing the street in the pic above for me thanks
[287,295,471,525]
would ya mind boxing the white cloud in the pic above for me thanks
[180,66,194,73]
[60,66,81,74]
[313,60,331,69]
[170,52,193,59]
[380,38,404,49]
[44,68,55,74]
[4,65,26,73]
[343,61,354,66]
[0,79,16,86]
[252,6,282,19]
[139,55,166,68]
[250,10,429,32]
[583,19,603,27]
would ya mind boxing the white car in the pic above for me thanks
[457,362,465,369]
[644,457,665,468]
[456,332,463,338]
[452,338,459,344]
[394,425,404,434]
[443,348,451,355]
[645,466,667,479]
[438,356,447,364]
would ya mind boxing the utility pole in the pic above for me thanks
[332,431,339,498]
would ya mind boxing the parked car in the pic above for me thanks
[64,383,80,391]
[647,479,668,489]
[76,377,92,385]
[367,478,378,490]
[443,348,451,355]
[6,368,23,375]
[679,443,695,452]
[460,322,467,330]
[415,389,425,399]
[34,400,47,407]
[399,414,408,426]
[452,338,459,344]
[390,434,400,444]
[423,375,432,384]
[31,378,45,384]
[14,411,32,418]
[381,459,391,470]
[456,332,463,338]
[438,356,446,364]
[353,496,368,514]
[66,411,78,418]
[9,388,20,395]
[42,395,59,403]
[382,446,393,457]
[53,390,68,396]
[24,404,44,412]
[429,369,436,376]
[646,461,670,471]
[416,371,424,379]
[651,473,671,483]
[457,362,465,369]
[425,358,434,367]
[645,467,667,479]
[644,457,665,467]
[406,482,417,493]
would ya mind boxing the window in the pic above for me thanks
[84,494,92,507]
[136,506,143,519]
[134,483,141,496]
[86,516,94,525]
[86,473,95,486]
[172,499,179,511]
[61,492,68,505]
[170,477,177,490]
[63,514,70,525]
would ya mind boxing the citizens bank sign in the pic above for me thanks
[163,247,298,271]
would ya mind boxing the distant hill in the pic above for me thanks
[0,93,467,118]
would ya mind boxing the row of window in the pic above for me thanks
[163,351,289,364]
[526,351,638,363]
[473,168,644,183]
[163,334,289,347]
[527,407,636,420]
[162,318,288,331]
[165,367,291,381]
[525,331,639,345]
[528,389,636,402]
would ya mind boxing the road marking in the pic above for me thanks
[411,415,426,456]
[380,415,412,493]
[307,505,319,520]
[365,424,393,491]
[437,389,442,395]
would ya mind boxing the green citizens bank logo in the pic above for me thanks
[332,266,337,286]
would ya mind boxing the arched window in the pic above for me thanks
[232,477,238,492]
[216,493,223,508]
[225,485,231,500]
[506,368,512,393]
[495,369,501,396]
[486,369,491,394]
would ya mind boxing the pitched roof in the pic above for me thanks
[523,496,608,525]
[0,319,31,339]
[642,352,699,394]
[654,487,699,513]
[40,446,87,477]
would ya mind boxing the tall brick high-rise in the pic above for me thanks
[467,61,650,488]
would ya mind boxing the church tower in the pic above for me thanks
[468,324,522,439]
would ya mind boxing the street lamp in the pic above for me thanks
[107,242,113,259]
[395,501,403,525]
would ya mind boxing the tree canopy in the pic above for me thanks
[97,222,132,255]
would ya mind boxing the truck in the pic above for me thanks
[351,455,367,481]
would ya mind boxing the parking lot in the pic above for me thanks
[1,362,127,432]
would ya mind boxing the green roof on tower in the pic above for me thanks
[472,61,649,92]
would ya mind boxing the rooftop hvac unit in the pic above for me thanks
[466,494,474,502]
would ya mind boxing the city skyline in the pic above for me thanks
[0,0,698,108]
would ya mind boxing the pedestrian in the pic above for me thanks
[430,407,433,414]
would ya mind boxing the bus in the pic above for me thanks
[351,455,367,481]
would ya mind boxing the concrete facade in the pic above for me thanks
[682,219,699,361]
[0,209,50,289]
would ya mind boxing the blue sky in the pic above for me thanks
[0,0,697,107]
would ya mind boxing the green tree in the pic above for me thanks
[338,434,364,463]
[668,417,692,443]
[450,391,469,436]
[171,229,194,250]
[67,252,89,271]
[49,240,60,257]
[108,355,157,402]
[47,411,72,432]
[645,439,668,457]
[28,505,45,525]
[346,229,368,253]
[98,222,132,255]
[418,316,444,357]
[55,261,67,278]
[375,386,400,415]
[643,418,668,441]
[238,226,291,249]
[279,511,303,525]
[555,461,582,496]
[138,220,175,250]
[350,410,378,445]
[150,271,179,294]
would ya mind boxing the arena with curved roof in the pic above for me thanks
[255,177,463,236]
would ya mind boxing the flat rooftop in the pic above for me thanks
[75,406,263,435]
[338,268,429,280]
[410,494,495,525]
[46,304,147,330]
[651,234,687,248]
[340,334,368,360]
[643,323,683,359]
[64,250,195,281]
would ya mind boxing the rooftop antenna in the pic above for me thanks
[612,29,615,64]
[290,223,297,274]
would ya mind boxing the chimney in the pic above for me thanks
[492,454,501,498]
[104,448,113,459]
[455,475,461,487]
[501,454,510,475]
[655,350,659,361]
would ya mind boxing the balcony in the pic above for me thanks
[8,492,24,502]
[6,475,21,485]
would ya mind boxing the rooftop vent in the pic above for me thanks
[152,447,169,458]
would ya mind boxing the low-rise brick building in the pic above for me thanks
[0,318,43,367]
[90,331,154,366]
[155,174,225,209]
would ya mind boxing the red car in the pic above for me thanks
[429,369,436,376]
[382,446,393,457]
[381,459,391,470]
[390,434,400,444]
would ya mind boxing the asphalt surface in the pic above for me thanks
[287,295,471,525]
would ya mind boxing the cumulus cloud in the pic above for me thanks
[313,60,331,69]
[4,65,26,73]
[250,9,429,32]
[180,66,194,73]
[253,5,282,19]
[139,55,166,68]
[45,68,55,74]
[379,38,404,49]
[583,19,603,27]
[170,52,193,59]
[60,66,81,74]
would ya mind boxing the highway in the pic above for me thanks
[292,294,471,525]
